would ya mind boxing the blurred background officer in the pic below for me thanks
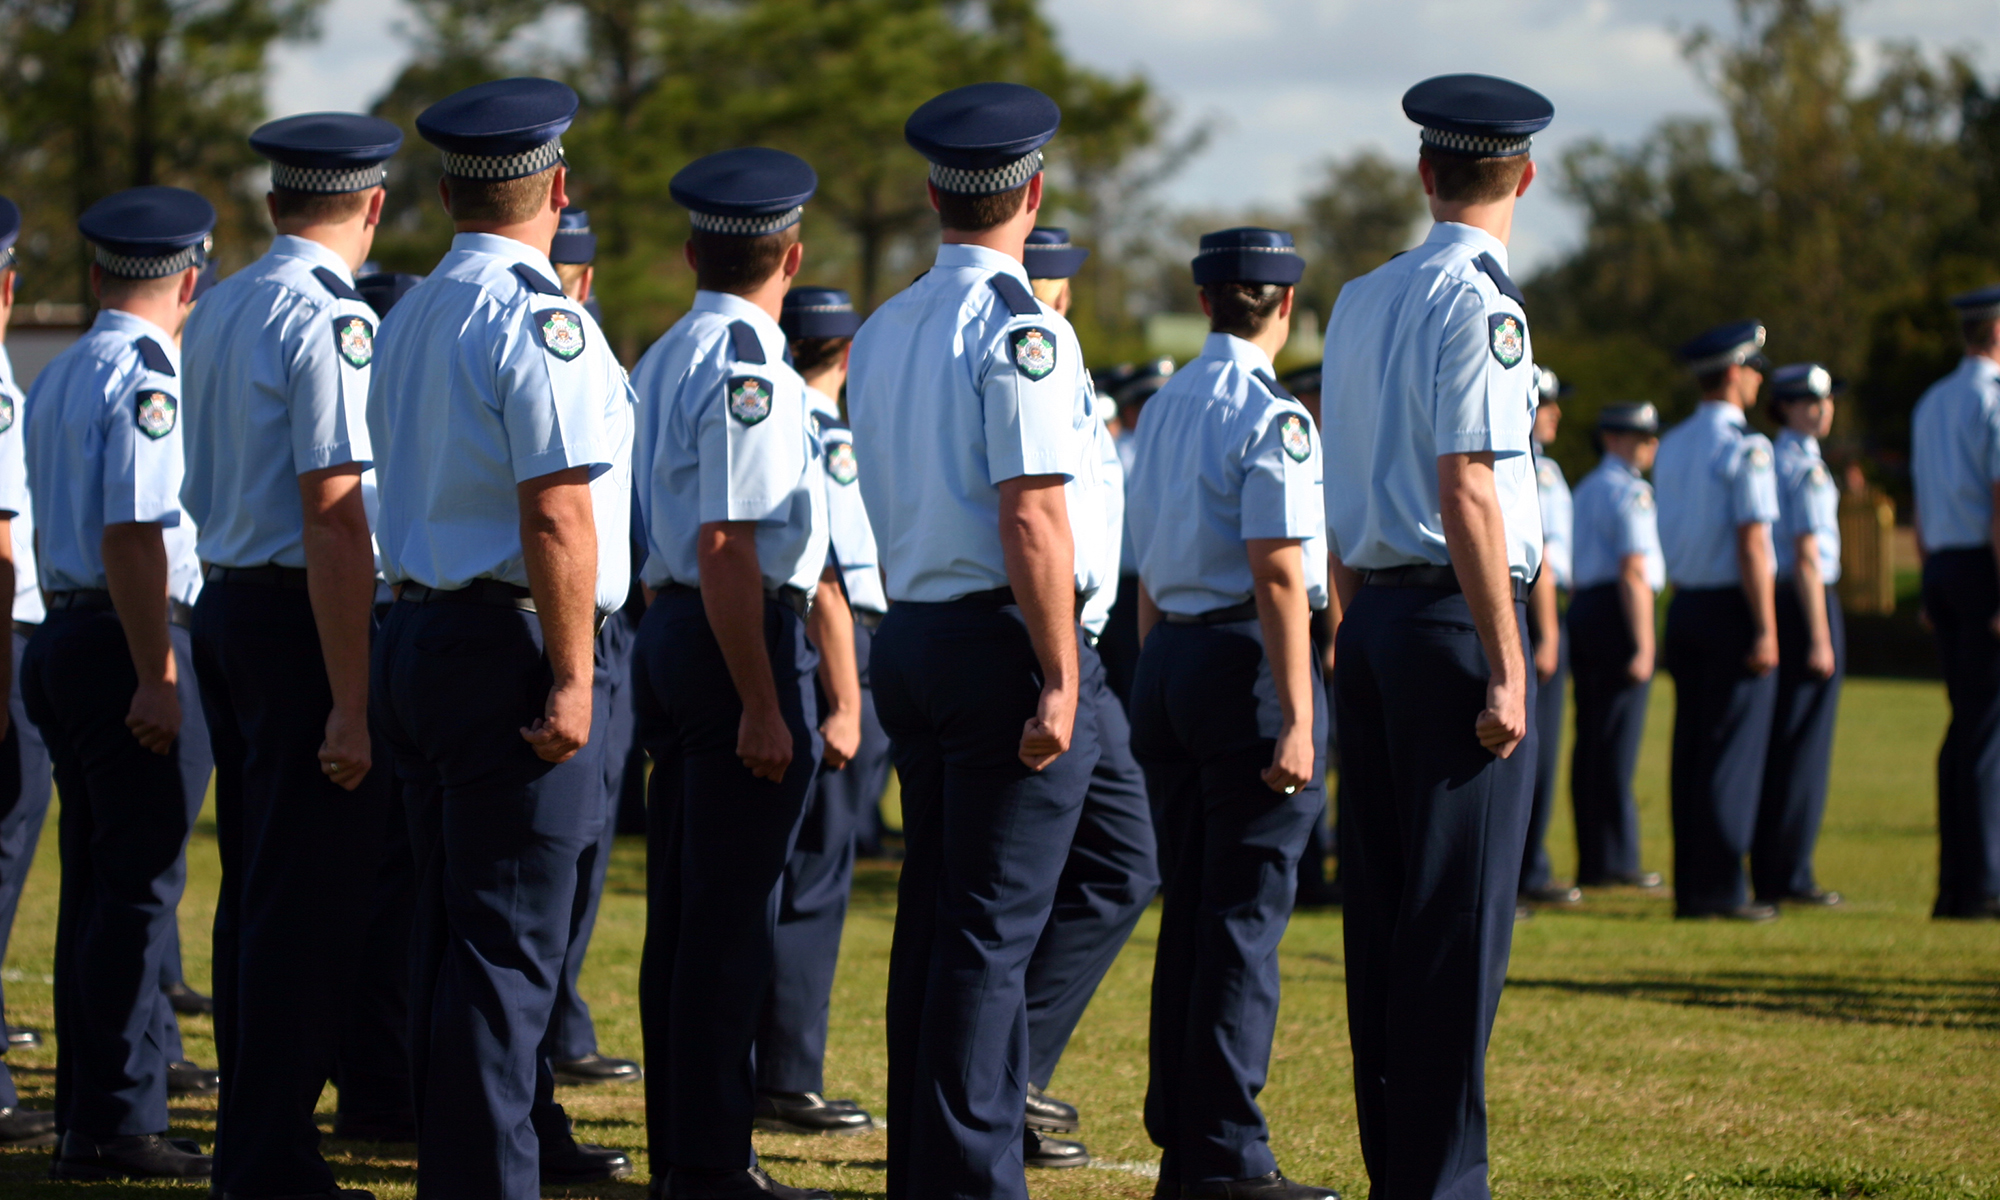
[1024,225,1086,314]
[1910,287,2000,920]
[1097,357,1174,708]
[754,284,880,1140]
[180,110,398,1200]
[1655,320,1781,922]
[369,77,634,1197]
[0,195,55,1150]
[1566,403,1666,890]
[1322,74,1550,1200]
[1756,363,1845,909]
[1127,227,1335,1200]
[1275,360,1341,910]
[1522,366,1579,908]
[632,147,851,1200]
[22,185,217,1181]
[846,82,1100,1200]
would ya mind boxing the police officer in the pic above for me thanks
[1127,227,1333,1200]
[753,285,881,1139]
[179,111,400,1199]
[1654,320,1782,922]
[1755,363,1845,908]
[1913,287,2000,919]
[21,185,217,1180]
[1566,403,1666,889]
[1321,74,1550,1200]
[368,77,634,1197]
[1274,360,1340,907]
[1024,226,1086,314]
[631,147,850,1200]
[846,82,1099,1200]
[1522,366,1581,906]
[1098,357,1175,708]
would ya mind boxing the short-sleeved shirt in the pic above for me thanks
[1774,428,1840,583]
[1127,332,1327,616]
[1653,400,1778,588]
[1570,455,1664,592]
[0,346,42,623]
[23,308,203,605]
[182,234,376,569]
[806,386,887,615]
[631,291,827,596]
[366,232,632,613]
[1076,412,1125,638]
[1911,356,2000,552]
[1320,221,1543,579]
[846,242,1092,603]
[1535,447,1573,589]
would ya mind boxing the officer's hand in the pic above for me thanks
[1626,645,1655,685]
[821,706,861,771]
[1261,723,1315,795]
[521,679,592,764]
[126,679,182,755]
[1746,629,1780,677]
[1019,686,1076,771]
[1806,638,1836,681]
[318,704,374,791]
[738,707,794,782]
[1534,637,1560,684]
[1476,675,1527,758]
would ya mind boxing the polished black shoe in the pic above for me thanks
[1024,1082,1079,1133]
[1938,897,2000,919]
[6,1023,43,1049]
[167,1060,221,1094]
[1293,880,1344,908]
[1678,902,1780,923]
[163,980,214,1016]
[666,1165,831,1200]
[1520,884,1583,905]
[1596,870,1666,889]
[49,1131,213,1180]
[1768,889,1843,907]
[0,1106,57,1147]
[1024,1129,1090,1169]
[332,1113,418,1143]
[754,1090,874,1135]
[1154,1179,1183,1200]
[1183,1171,1340,1200]
[541,1138,633,1184]
[551,1051,643,1086]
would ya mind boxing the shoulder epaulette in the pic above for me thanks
[1475,253,1526,306]
[1252,368,1293,401]
[310,266,366,302]
[511,263,565,297]
[818,414,851,434]
[988,274,1039,317]
[728,320,766,365]
[134,337,175,378]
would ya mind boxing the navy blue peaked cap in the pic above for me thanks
[550,207,596,264]
[1769,362,1840,401]
[1023,227,1089,280]
[0,196,19,256]
[907,83,1060,195]
[1949,284,2000,321]
[252,113,403,193]
[1192,227,1305,287]
[1597,402,1661,435]
[418,78,577,181]
[79,186,216,279]
[1677,320,1768,374]
[671,148,817,236]
[1403,74,1553,158]
[356,271,424,318]
[780,286,861,340]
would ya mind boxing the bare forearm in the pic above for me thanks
[809,571,860,718]
[1739,525,1776,634]
[1530,561,1559,644]
[1795,536,1830,645]
[520,482,598,689]
[1250,542,1313,732]
[1330,556,1362,614]
[301,488,375,713]
[1137,584,1160,648]
[1000,491,1078,696]
[102,523,175,684]
[1618,561,1654,656]
[698,526,782,716]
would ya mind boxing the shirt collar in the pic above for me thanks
[1424,221,1509,273]
[1699,398,1747,427]
[804,385,840,420]
[1967,355,2000,384]
[935,242,1032,285]
[1201,331,1275,377]
[690,289,785,351]
[92,307,179,358]
[449,231,561,284]
[1777,427,1820,459]
[267,234,355,283]
[1605,454,1644,481]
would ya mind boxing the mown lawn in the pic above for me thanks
[0,676,1994,1198]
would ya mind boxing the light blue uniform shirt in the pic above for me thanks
[23,308,202,605]
[847,243,1092,603]
[1127,332,1327,616]
[808,386,885,614]
[1077,413,1124,638]
[1774,429,1840,582]
[1911,356,2000,552]
[367,233,632,613]
[1320,222,1543,579]
[0,346,42,623]
[1653,401,1778,588]
[1116,429,1139,579]
[1535,447,1573,589]
[182,235,375,569]
[1570,456,1664,592]
[631,291,828,597]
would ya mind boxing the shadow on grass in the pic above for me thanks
[1510,971,2000,1029]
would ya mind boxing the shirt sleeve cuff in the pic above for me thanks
[512,445,609,484]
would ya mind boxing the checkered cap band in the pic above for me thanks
[440,138,564,181]
[1959,300,2000,321]
[1683,343,1762,375]
[1194,244,1300,259]
[270,162,389,194]
[687,206,804,236]
[94,239,208,279]
[790,301,853,313]
[1420,127,1533,157]
[555,221,592,236]
[928,150,1043,196]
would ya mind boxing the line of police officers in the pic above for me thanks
[0,63,1990,1200]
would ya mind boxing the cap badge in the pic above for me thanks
[334,315,375,369]
[1488,314,1525,369]
[538,309,587,361]
[1012,326,1058,381]
[136,390,178,440]
[827,439,859,485]
[729,376,773,425]
[1280,414,1311,463]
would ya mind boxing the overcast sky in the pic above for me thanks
[266,0,2000,272]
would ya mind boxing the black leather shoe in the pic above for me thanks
[0,1106,57,1147]
[1184,1172,1339,1200]
[1024,1083,1079,1133]
[1520,884,1583,905]
[163,980,214,1015]
[541,1139,633,1184]
[1293,880,1344,908]
[332,1113,418,1143]
[6,1023,42,1049]
[1767,889,1843,907]
[1513,906,1534,921]
[50,1131,213,1180]
[1938,897,2000,919]
[1678,902,1780,923]
[666,1165,831,1200]
[167,1060,221,1094]
[1601,870,1665,889]
[754,1091,873,1135]
[1024,1129,1090,1169]
[551,1052,643,1086]
[1154,1179,1183,1200]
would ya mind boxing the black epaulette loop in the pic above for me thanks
[511,263,565,297]
[134,337,176,378]
[988,274,1039,317]
[728,320,766,365]
[310,266,366,302]
[1252,368,1293,401]
[1475,253,1525,305]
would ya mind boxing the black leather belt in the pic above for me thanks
[400,579,536,612]
[45,589,194,628]
[206,563,309,590]
[1359,564,1532,603]
[855,608,884,631]
[12,621,37,639]
[661,581,814,621]
[955,585,1090,614]
[1163,598,1259,625]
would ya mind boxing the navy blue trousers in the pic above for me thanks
[22,611,208,1138]
[335,736,417,1129]
[373,600,607,1200]
[1132,618,1322,1184]
[872,595,1096,1200]
[1921,548,2000,914]
[0,629,53,1110]
[638,589,820,1171]
[1025,639,1158,1090]
[1334,587,1534,1200]
[1663,587,1778,915]
[1520,611,1568,893]
[1753,583,1844,900]
[1565,585,1651,884]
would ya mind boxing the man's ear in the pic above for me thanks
[548,164,570,214]
[925,180,942,214]
[89,264,105,302]
[365,186,388,229]
[781,239,804,281]
[683,239,698,273]
[1417,158,1438,198]
[265,191,280,228]
[178,266,199,307]
[1198,290,1213,319]
[1516,159,1537,199]
[1279,286,1296,320]
[437,177,453,217]
[1023,173,1043,217]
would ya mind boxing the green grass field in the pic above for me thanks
[0,676,1995,1198]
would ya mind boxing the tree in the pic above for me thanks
[1297,149,1425,319]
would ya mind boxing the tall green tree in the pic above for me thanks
[1297,149,1425,319]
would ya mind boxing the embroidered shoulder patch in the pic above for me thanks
[1808,462,1830,489]
[1631,487,1655,512]
[1487,313,1526,368]
[136,390,178,440]
[1747,442,1772,470]
[1279,413,1311,463]
[1012,326,1058,380]
[334,313,374,369]
[536,308,587,361]
[728,375,774,426]
[1536,459,1560,488]
[826,438,859,485]
[0,394,13,435]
